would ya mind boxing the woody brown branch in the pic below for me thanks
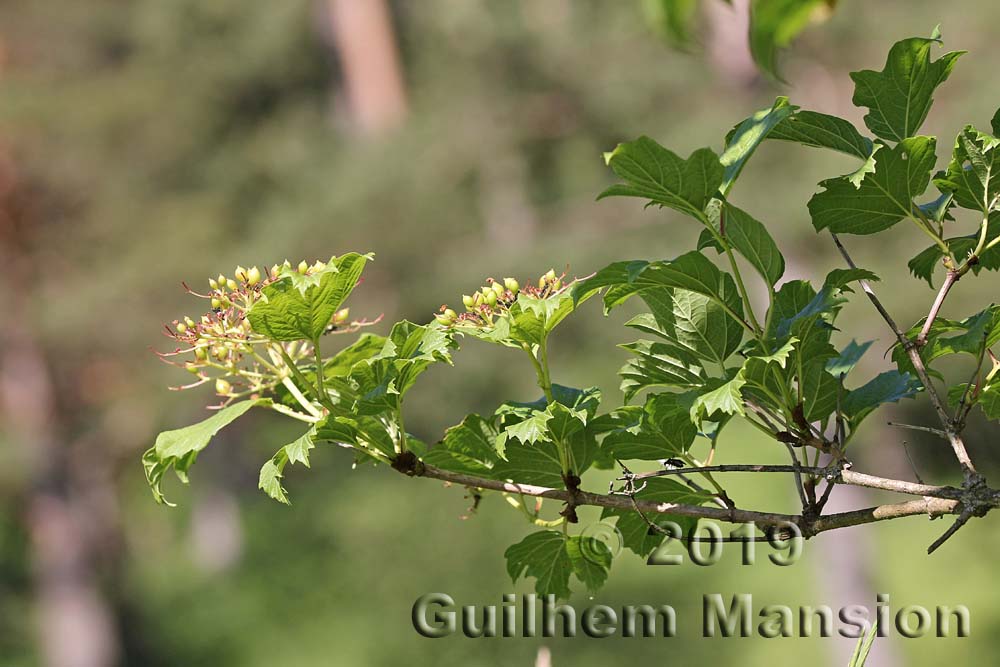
[399,461,998,538]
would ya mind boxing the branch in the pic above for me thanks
[916,270,958,347]
[830,233,980,483]
[398,461,984,537]
[626,463,963,500]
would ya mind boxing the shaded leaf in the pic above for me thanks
[808,137,937,235]
[599,137,723,221]
[769,109,873,159]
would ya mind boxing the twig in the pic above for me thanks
[830,233,980,483]
[916,270,958,347]
[783,442,810,510]
[886,422,949,439]
[927,509,973,554]
[900,441,925,485]
[403,463,977,534]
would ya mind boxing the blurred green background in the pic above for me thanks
[2,1,1000,665]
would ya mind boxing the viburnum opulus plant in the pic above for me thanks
[148,30,1000,599]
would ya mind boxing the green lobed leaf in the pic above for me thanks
[825,340,873,378]
[564,536,613,593]
[801,360,841,424]
[248,253,371,342]
[850,33,965,142]
[618,340,706,402]
[808,137,937,235]
[769,109,874,159]
[258,428,316,504]
[627,286,744,366]
[504,531,573,599]
[691,372,747,422]
[978,384,1000,421]
[144,399,268,505]
[599,137,723,221]
[505,531,613,599]
[933,125,1000,213]
[894,306,1000,378]
[720,96,798,193]
[907,214,1000,287]
[602,392,698,461]
[422,414,500,477]
[698,203,785,286]
[843,371,922,426]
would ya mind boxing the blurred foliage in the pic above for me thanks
[4,1,1000,665]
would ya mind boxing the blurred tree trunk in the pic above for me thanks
[0,150,120,666]
[320,0,408,135]
[706,0,758,86]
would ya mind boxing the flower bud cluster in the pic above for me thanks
[159,260,337,402]
[435,270,567,329]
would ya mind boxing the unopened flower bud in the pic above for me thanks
[235,266,248,282]
[333,308,350,325]
[184,316,196,327]
[194,347,208,361]
[270,264,280,278]
[209,278,219,290]
[226,279,238,291]
[312,260,326,271]
[491,282,504,298]
[462,294,476,309]
[211,297,222,310]
[504,277,519,293]
[246,266,261,286]
[175,322,187,334]
[552,279,562,291]
[185,362,199,374]
[215,379,232,395]
[443,308,457,320]
[545,269,557,282]
[217,274,226,286]
[297,260,309,274]
[484,290,497,306]
[473,292,484,306]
